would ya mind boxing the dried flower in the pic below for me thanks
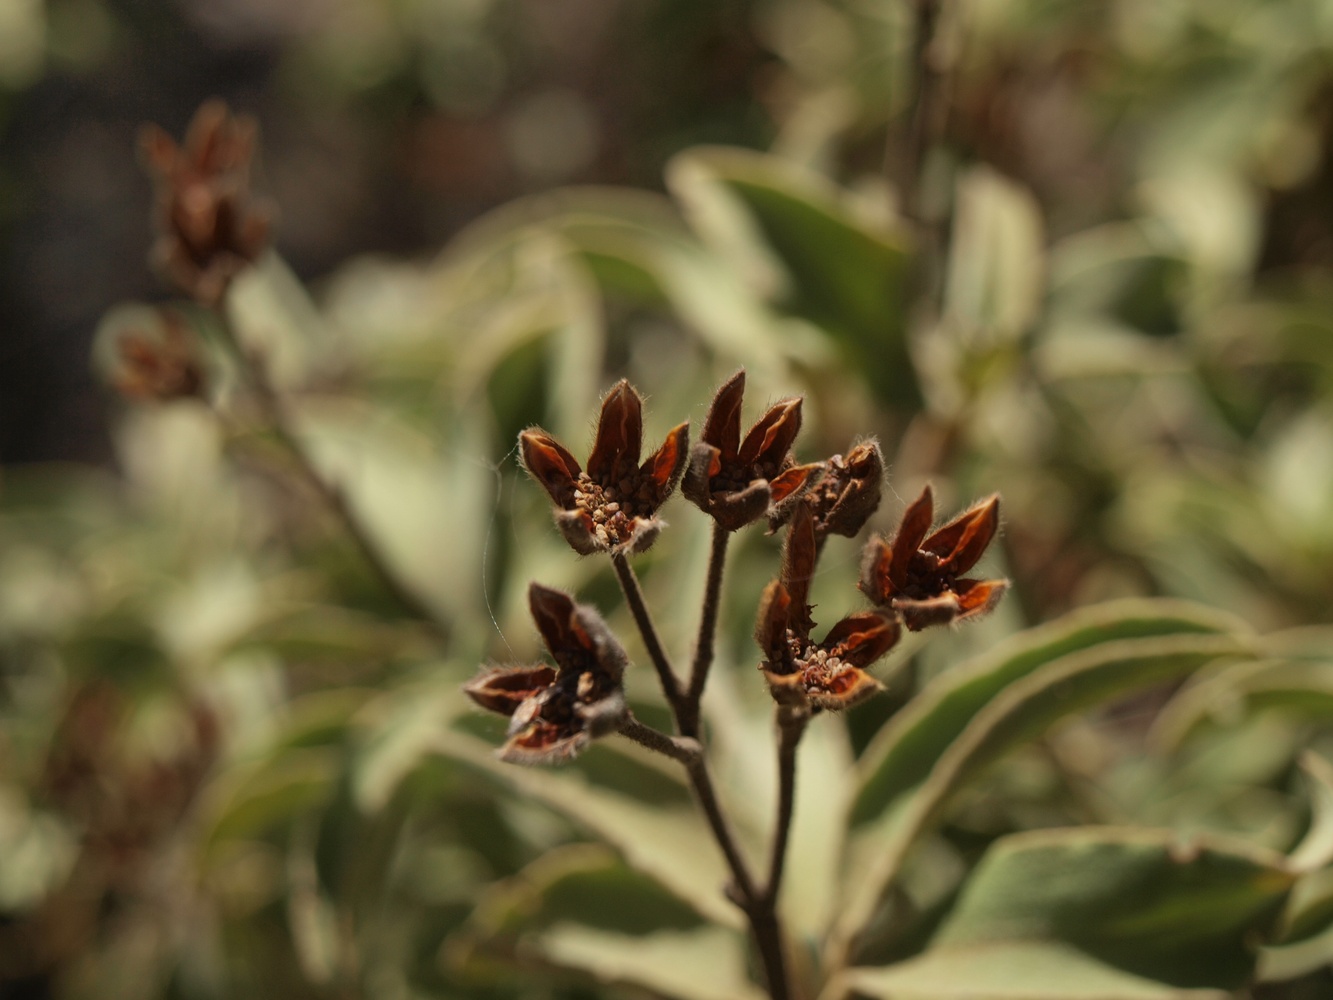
[860,485,1007,631]
[683,370,822,532]
[465,583,628,764]
[755,503,900,711]
[519,380,689,555]
[769,439,883,542]
[113,310,206,402]
[140,100,272,305]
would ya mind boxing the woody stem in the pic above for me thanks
[617,716,700,766]
[764,707,809,903]
[211,310,448,640]
[610,551,685,711]
[680,522,730,737]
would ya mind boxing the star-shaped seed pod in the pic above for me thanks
[755,503,900,711]
[519,380,689,556]
[860,485,1007,631]
[769,439,884,543]
[464,583,628,765]
[140,100,272,306]
[683,370,822,532]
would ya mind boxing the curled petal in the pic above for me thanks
[708,479,773,532]
[623,515,663,555]
[682,442,722,509]
[738,397,802,469]
[779,503,818,638]
[804,665,882,712]
[761,666,809,707]
[858,536,894,606]
[894,593,963,632]
[587,380,643,485]
[823,612,900,669]
[528,583,628,682]
[555,508,602,555]
[923,494,1001,576]
[576,688,628,738]
[755,580,794,670]
[769,463,822,506]
[890,485,936,587]
[464,665,556,716]
[953,577,1009,621]
[702,370,746,459]
[499,719,591,765]
[642,422,690,499]
[520,429,582,507]
[822,441,885,538]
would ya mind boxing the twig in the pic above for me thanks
[610,551,685,711]
[896,0,951,228]
[764,706,810,903]
[211,311,449,640]
[618,716,701,766]
[680,522,730,737]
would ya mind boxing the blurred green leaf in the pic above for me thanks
[203,748,339,850]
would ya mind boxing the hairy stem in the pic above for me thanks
[764,707,810,903]
[680,522,730,737]
[212,311,448,639]
[610,551,684,711]
[618,716,701,766]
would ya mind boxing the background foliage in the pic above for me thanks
[3,0,1333,998]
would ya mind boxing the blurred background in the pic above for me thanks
[3,0,1333,997]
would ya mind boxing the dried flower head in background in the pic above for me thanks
[684,370,821,531]
[519,380,689,555]
[756,503,900,711]
[140,100,272,305]
[465,583,628,764]
[112,310,205,402]
[860,485,1006,631]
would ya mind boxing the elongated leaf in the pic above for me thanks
[1152,658,1333,751]
[202,748,339,850]
[1278,867,1333,944]
[834,632,1250,955]
[432,727,739,927]
[853,599,1247,826]
[829,941,1229,1000]
[1290,753,1333,873]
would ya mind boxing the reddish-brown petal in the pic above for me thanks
[527,583,582,660]
[738,397,802,469]
[555,508,602,555]
[519,429,582,507]
[889,485,936,587]
[894,593,963,632]
[587,380,643,485]
[780,503,818,638]
[499,719,590,765]
[769,463,822,505]
[702,370,746,459]
[823,612,900,668]
[952,577,1009,621]
[821,441,885,538]
[464,665,557,716]
[643,422,690,499]
[754,580,794,669]
[804,665,882,712]
[923,495,1000,576]
[761,666,809,707]
[708,479,773,531]
[858,536,894,605]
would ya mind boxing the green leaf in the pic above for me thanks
[201,748,339,850]
[835,630,1251,954]
[830,941,1230,1000]
[667,147,917,407]
[931,827,1293,989]
[1278,867,1333,944]
[432,727,739,928]
[531,923,767,1000]
[852,599,1247,826]
[1290,753,1333,874]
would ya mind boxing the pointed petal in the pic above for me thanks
[555,508,603,555]
[587,380,643,484]
[528,583,579,653]
[702,370,745,459]
[804,665,882,712]
[464,665,557,716]
[622,515,663,556]
[894,593,963,632]
[823,612,900,668]
[889,485,936,586]
[769,462,822,505]
[923,494,1001,575]
[642,422,690,501]
[755,579,794,668]
[682,442,721,509]
[738,397,802,469]
[761,666,810,708]
[709,479,772,531]
[953,577,1009,622]
[858,536,894,605]
[519,429,582,507]
[780,503,818,637]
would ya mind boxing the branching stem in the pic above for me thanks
[610,551,685,711]
[618,716,701,766]
[680,522,730,737]
[211,310,449,640]
[764,707,810,903]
